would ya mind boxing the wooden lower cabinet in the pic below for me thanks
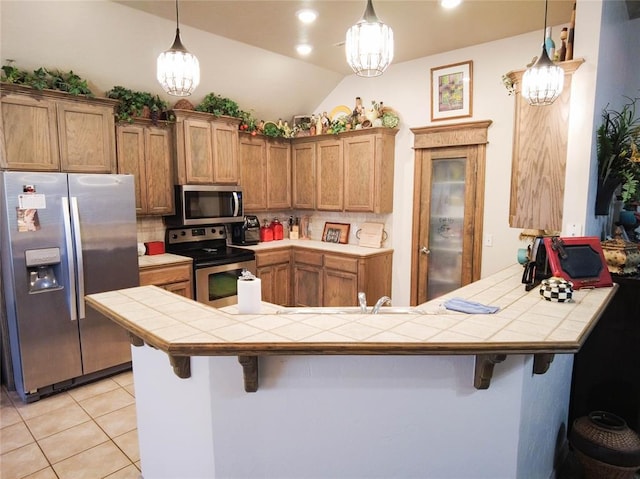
[139,261,193,299]
[293,248,392,307]
[255,249,292,306]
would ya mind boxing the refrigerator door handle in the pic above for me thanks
[70,197,86,320]
[62,197,78,321]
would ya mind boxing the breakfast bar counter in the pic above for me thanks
[86,265,618,479]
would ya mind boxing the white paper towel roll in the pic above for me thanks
[237,278,262,314]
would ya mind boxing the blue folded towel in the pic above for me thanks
[443,297,500,314]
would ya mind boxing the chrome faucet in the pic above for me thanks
[358,292,368,314]
[372,296,392,314]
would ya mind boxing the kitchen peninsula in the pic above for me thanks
[86,265,617,479]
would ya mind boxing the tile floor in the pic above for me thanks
[0,371,140,479]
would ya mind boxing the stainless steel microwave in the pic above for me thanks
[165,185,244,226]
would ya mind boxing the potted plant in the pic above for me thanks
[105,86,169,124]
[596,97,640,215]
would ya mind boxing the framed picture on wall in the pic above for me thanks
[430,60,473,121]
[322,222,350,244]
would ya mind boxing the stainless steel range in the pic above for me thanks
[165,225,256,308]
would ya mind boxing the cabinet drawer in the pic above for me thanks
[139,263,192,286]
[324,254,359,273]
[293,250,323,267]
[256,249,291,267]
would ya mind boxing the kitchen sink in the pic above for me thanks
[276,306,426,315]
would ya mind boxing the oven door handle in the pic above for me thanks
[232,192,240,217]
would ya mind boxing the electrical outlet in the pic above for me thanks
[484,234,493,247]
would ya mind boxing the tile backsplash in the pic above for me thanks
[136,212,393,248]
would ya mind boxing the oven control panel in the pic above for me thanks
[166,225,228,245]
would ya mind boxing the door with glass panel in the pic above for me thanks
[410,121,490,305]
[415,147,478,303]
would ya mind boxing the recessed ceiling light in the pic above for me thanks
[296,9,318,24]
[440,0,462,9]
[296,44,313,56]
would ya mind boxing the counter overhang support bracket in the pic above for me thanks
[533,353,555,375]
[169,355,191,379]
[238,355,259,392]
[474,354,507,389]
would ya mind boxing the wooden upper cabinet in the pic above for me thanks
[211,118,239,184]
[506,59,584,231]
[239,134,291,212]
[266,139,291,209]
[344,129,396,213]
[116,120,174,215]
[291,141,316,209]
[1,84,117,173]
[57,101,116,173]
[173,110,240,185]
[239,134,268,211]
[316,138,343,211]
[291,128,397,213]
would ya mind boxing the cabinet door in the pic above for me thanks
[116,124,146,213]
[323,269,358,307]
[0,93,59,171]
[316,139,343,211]
[144,126,174,215]
[257,263,291,306]
[239,135,267,211]
[212,120,239,184]
[266,140,291,209]
[417,148,477,302]
[57,101,116,173]
[293,264,322,307]
[292,142,316,209]
[183,118,214,183]
[164,281,192,299]
[343,135,375,212]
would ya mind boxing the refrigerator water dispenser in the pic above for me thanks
[25,247,62,293]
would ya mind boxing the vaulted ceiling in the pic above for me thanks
[116,0,577,75]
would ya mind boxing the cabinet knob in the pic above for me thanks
[420,246,430,255]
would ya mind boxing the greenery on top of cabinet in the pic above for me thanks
[106,86,170,124]
[1,62,93,96]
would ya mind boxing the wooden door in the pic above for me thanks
[0,93,59,171]
[183,118,214,183]
[323,269,358,307]
[211,119,239,184]
[293,264,322,307]
[410,121,491,305]
[415,147,477,302]
[57,101,116,173]
[266,139,291,209]
[116,124,146,213]
[239,135,267,211]
[343,135,375,212]
[316,138,343,211]
[291,141,316,209]
[144,125,174,215]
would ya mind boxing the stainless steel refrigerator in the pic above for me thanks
[0,171,139,402]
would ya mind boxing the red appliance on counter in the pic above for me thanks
[522,236,613,291]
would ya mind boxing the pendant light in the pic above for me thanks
[521,0,564,106]
[157,0,200,97]
[345,0,394,77]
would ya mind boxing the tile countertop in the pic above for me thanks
[236,239,393,256]
[87,264,617,357]
[138,253,192,269]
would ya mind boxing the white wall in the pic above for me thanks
[315,25,594,305]
[0,1,342,121]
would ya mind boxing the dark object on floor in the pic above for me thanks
[569,411,640,479]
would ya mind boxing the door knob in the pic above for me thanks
[420,246,430,255]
